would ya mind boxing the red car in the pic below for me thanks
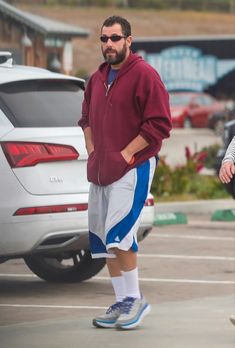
[169,92,225,128]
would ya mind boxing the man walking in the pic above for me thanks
[78,15,172,330]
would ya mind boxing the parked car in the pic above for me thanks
[169,91,225,128]
[0,52,155,283]
[215,119,235,199]
[208,100,235,136]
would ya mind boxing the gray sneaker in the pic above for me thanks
[92,302,123,328]
[115,296,151,330]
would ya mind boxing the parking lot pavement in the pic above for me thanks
[159,128,222,167]
[0,215,235,347]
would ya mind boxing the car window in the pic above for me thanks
[202,95,214,106]
[169,94,192,106]
[192,96,203,105]
[0,79,84,127]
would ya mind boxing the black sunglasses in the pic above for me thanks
[100,35,126,43]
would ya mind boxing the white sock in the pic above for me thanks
[122,267,141,299]
[111,276,126,302]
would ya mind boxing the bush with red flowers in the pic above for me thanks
[151,146,229,201]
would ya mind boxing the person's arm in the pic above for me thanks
[121,135,149,164]
[83,126,94,156]
[78,79,94,156]
[135,67,172,154]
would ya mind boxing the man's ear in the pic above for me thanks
[126,36,133,48]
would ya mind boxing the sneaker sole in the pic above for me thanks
[115,303,151,330]
[92,318,117,329]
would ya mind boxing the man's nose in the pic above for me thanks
[106,38,113,45]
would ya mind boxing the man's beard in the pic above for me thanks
[102,44,127,65]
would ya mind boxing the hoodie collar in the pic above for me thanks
[98,52,143,82]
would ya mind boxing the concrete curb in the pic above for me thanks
[155,198,235,214]
[154,198,235,224]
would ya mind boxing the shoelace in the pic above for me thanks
[106,302,123,314]
[121,297,136,314]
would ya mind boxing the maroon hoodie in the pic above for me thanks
[78,52,172,186]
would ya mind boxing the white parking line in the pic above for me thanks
[95,276,235,285]
[0,304,106,309]
[149,233,235,241]
[0,274,234,285]
[138,254,235,261]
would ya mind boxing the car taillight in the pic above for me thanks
[1,142,79,168]
[144,198,154,206]
[14,203,88,216]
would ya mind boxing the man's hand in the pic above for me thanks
[121,149,134,164]
[219,160,235,184]
[121,134,149,164]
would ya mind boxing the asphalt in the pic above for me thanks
[1,198,235,347]
[0,295,234,348]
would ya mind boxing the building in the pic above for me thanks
[132,35,235,99]
[0,0,89,73]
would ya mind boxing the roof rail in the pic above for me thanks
[0,52,13,68]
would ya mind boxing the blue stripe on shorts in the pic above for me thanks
[106,159,150,249]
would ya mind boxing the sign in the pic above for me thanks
[142,46,235,91]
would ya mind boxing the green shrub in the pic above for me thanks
[152,147,229,201]
[201,143,221,169]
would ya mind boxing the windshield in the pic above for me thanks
[169,93,192,106]
[0,79,84,127]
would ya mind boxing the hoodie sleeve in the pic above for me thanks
[222,136,235,163]
[78,79,91,130]
[136,64,172,151]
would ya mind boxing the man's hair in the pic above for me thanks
[101,16,131,37]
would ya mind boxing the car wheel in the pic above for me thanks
[183,118,192,128]
[24,250,105,283]
[214,120,224,136]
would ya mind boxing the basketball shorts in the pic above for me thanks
[88,157,156,259]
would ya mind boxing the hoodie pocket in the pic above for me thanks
[87,151,99,185]
[99,151,128,186]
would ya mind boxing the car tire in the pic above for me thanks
[24,250,105,283]
[183,118,192,128]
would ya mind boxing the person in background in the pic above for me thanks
[78,15,172,330]
[219,136,235,326]
[219,136,235,184]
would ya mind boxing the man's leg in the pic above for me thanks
[107,249,141,299]
[106,257,126,302]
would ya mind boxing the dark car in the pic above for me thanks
[215,119,235,199]
[169,92,225,128]
[208,101,235,136]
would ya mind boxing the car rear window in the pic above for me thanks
[0,79,84,127]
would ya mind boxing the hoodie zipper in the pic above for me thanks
[98,80,117,185]
[98,160,101,186]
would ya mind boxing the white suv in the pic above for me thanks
[0,52,155,283]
